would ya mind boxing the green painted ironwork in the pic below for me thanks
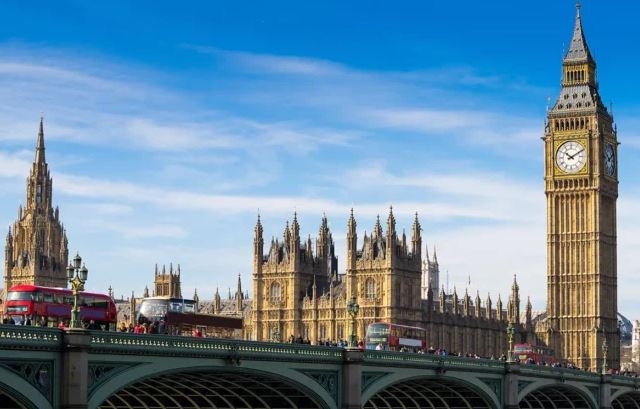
[0,326,639,408]
[478,377,502,397]
[88,362,140,395]
[0,359,54,404]
[299,370,339,405]
[362,371,391,392]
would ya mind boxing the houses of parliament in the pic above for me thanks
[1,4,625,372]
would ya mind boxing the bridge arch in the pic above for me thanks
[0,366,52,409]
[518,381,598,408]
[88,357,337,409]
[362,373,500,409]
[611,390,640,408]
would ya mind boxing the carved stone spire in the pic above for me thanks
[411,212,422,258]
[4,118,68,290]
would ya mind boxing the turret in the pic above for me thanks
[439,285,446,313]
[346,209,357,269]
[411,212,421,259]
[452,287,459,315]
[254,214,264,273]
[236,273,243,314]
[508,274,520,324]
[525,296,533,328]
[385,206,396,259]
[290,212,300,269]
[214,287,221,314]
[143,286,149,298]
[496,295,504,321]
[475,291,482,318]
[463,289,470,316]
[193,289,199,311]
[485,293,493,320]
[5,227,13,270]
[317,214,329,260]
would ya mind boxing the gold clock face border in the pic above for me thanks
[553,139,589,176]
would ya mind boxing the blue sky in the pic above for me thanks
[1,1,640,319]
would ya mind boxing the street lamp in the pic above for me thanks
[506,321,515,363]
[66,253,88,329]
[347,296,360,347]
[602,332,609,375]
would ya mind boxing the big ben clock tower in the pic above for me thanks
[542,3,619,371]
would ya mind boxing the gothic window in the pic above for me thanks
[319,324,327,341]
[36,184,42,204]
[365,278,376,299]
[337,324,344,340]
[270,282,282,303]
[303,325,309,340]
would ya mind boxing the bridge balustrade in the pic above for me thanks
[0,326,638,409]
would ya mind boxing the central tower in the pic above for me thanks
[542,4,619,371]
[4,118,69,291]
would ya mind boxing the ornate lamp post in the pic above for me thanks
[66,253,88,329]
[602,333,609,375]
[347,296,360,347]
[506,321,515,363]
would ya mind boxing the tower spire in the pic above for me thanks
[35,116,46,165]
[564,1,593,64]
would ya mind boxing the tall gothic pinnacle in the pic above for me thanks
[35,116,46,165]
[564,2,593,63]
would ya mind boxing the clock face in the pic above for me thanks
[604,142,616,176]
[556,141,586,173]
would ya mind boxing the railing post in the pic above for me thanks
[343,348,364,409]
[60,328,91,409]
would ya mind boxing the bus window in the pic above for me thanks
[6,291,34,301]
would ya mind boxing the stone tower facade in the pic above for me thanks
[247,209,513,359]
[421,246,439,299]
[346,207,423,326]
[250,213,338,341]
[3,118,69,291]
[537,4,619,371]
[153,263,182,298]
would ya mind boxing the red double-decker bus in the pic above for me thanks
[512,343,557,365]
[365,322,427,351]
[3,284,117,329]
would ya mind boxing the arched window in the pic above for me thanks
[365,278,376,299]
[270,282,282,302]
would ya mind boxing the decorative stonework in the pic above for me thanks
[4,118,68,292]
[537,4,620,371]
[0,359,53,404]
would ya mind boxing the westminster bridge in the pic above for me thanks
[1,326,640,409]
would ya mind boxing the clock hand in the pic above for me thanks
[566,148,585,160]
